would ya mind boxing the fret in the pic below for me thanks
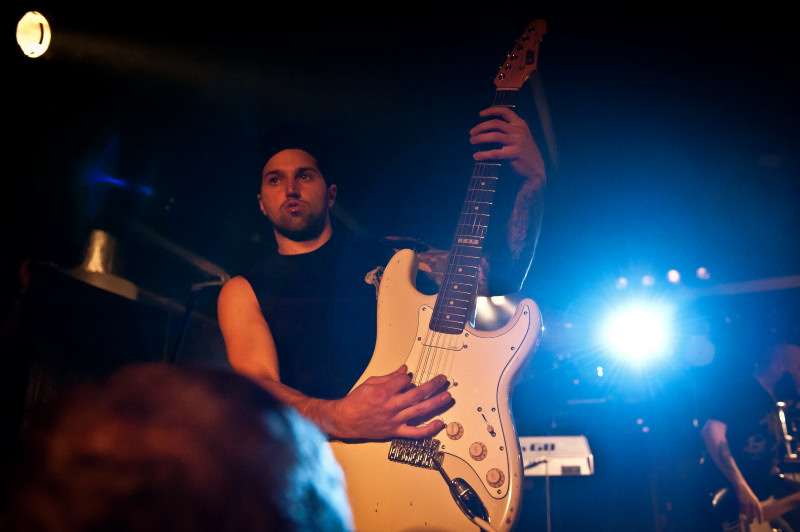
[455,236,483,246]
[438,283,475,298]
[493,88,519,108]
[446,258,481,274]
[454,224,488,238]
[442,275,478,287]
[455,225,488,238]
[440,285,474,297]
[451,249,482,262]
[472,164,501,180]
[433,309,470,322]
[458,212,489,220]
[445,267,479,280]
[452,242,485,255]
[435,305,470,317]
[463,199,493,210]
[464,191,495,204]
[428,91,513,334]
[457,212,490,224]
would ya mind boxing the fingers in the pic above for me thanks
[470,107,530,160]
[478,106,520,122]
[404,374,448,403]
[400,390,452,422]
[469,120,512,145]
[351,367,452,440]
[367,365,410,386]
[739,497,763,524]
[470,107,518,137]
[395,418,446,439]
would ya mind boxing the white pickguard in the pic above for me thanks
[331,249,542,531]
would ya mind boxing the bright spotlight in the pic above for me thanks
[17,11,51,58]
[600,301,674,364]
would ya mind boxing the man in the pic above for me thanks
[217,106,546,441]
[701,341,800,529]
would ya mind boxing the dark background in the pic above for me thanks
[2,5,798,531]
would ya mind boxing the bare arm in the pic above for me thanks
[701,418,765,523]
[394,107,544,296]
[217,276,451,440]
[464,106,546,295]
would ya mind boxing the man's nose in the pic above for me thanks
[285,179,300,197]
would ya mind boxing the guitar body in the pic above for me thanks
[722,514,779,532]
[331,20,547,530]
[331,250,542,531]
[713,486,800,531]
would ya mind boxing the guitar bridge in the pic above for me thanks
[388,438,443,469]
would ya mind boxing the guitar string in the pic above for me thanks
[433,162,496,333]
[416,105,504,382]
[415,162,496,387]
[415,333,434,386]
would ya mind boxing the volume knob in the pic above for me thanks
[486,468,505,488]
[446,422,464,440]
[469,442,488,461]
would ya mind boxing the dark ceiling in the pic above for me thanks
[4,5,798,324]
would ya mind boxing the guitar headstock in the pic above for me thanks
[494,20,547,90]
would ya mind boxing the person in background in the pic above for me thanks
[702,338,800,531]
[0,363,353,531]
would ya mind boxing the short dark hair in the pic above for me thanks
[1,363,352,532]
[260,124,337,187]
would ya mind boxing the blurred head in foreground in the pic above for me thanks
[1,363,352,531]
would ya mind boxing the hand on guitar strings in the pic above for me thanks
[470,106,546,188]
[735,483,765,524]
[329,365,452,440]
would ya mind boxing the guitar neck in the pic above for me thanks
[493,88,520,108]
[428,88,519,335]
[763,490,800,522]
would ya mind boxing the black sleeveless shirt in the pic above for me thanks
[242,233,393,399]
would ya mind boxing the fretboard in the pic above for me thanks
[428,88,519,334]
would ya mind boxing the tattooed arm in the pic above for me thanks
[410,106,545,296]
[701,418,765,523]
[489,172,545,294]
[415,107,545,296]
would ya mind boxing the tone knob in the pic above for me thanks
[446,422,464,440]
[486,468,505,488]
[469,442,487,461]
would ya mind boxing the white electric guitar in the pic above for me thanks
[716,488,800,531]
[331,20,547,532]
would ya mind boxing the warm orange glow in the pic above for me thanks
[17,11,51,58]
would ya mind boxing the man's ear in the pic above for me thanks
[257,194,267,215]
[327,184,337,207]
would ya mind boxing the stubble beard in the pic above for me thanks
[271,207,329,243]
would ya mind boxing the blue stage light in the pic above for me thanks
[599,300,675,365]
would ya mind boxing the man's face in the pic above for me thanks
[258,149,336,242]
